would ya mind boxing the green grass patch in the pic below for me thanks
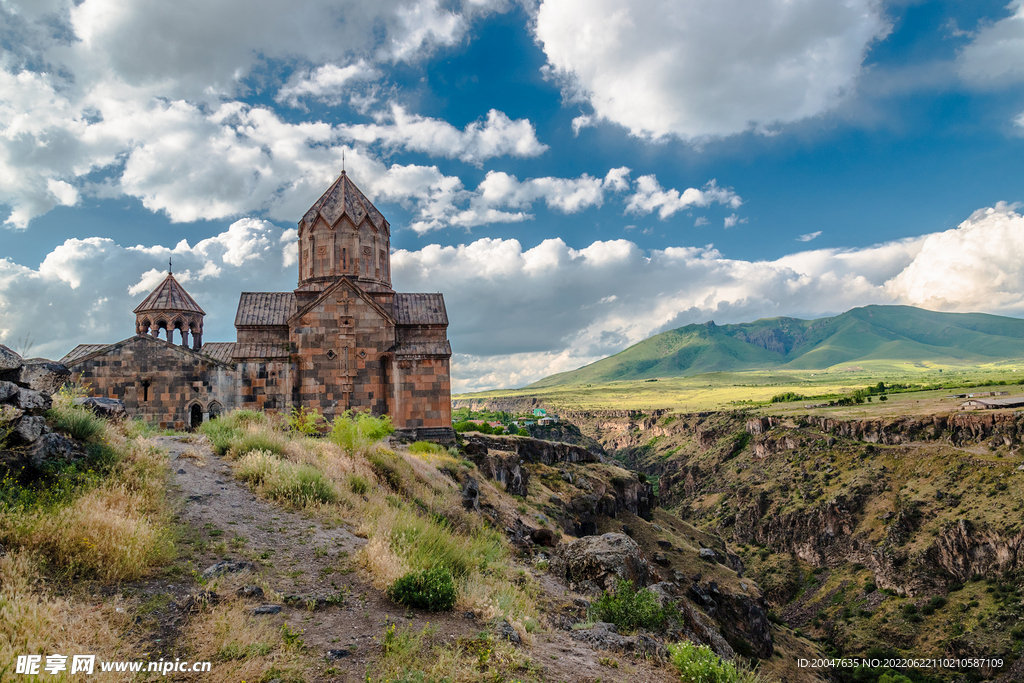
[668,640,763,683]
[386,566,457,612]
[590,579,669,632]
[329,410,394,453]
[236,450,338,508]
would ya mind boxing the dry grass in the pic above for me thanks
[0,550,135,681]
[0,429,174,582]
[372,622,539,683]
[177,597,307,682]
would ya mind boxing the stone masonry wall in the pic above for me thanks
[393,356,451,428]
[71,336,235,429]
[291,283,395,420]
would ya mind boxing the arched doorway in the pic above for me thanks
[190,403,203,429]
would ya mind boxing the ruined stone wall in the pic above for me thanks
[70,336,235,429]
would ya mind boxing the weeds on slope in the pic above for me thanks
[208,409,538,625]
[0,403,177,679]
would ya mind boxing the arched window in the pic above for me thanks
[207,401,223,419]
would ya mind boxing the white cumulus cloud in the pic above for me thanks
[957,1,1024,86]
[533,0,891,140]
[338,105,548,165]
[626,177,742,219]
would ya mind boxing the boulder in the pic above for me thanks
[14,360,70,394]
[11,416,46,445]
[74,397,127,420]
[13,388,52,415]
[0,380,18,402]
[461,476,480,512]
[647,582,678,608]
[530,527,557,547]
[0,345,21,373]
[495,618,521,644]
[27,433,86,469]
[552,532,660,593]
[569,622,669,660]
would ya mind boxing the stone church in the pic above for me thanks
[62,172,453,439]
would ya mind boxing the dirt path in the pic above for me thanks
[151,436,678,683]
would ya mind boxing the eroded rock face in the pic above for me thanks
[474,450,530,497]
[27,433,86,469]
[15,360,70,395]
[928,519,1024,581]
[552,532,660,593]
[570,622,669,660]
[689,580,773,658]
[463,433,600,466]
[0,345,21,373]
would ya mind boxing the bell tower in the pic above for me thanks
[133,261,206,350]
[296,171,392,297]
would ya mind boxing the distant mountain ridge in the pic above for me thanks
[528,305,1024,388]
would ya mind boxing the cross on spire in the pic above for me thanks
[169,257,172,274]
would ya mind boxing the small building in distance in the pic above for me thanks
[62,172,453,440]
[958,396,1024,410]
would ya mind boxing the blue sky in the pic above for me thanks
[2,0,1024,391]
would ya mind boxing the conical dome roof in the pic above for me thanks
[301,170,387,232]
[133,273,205,315]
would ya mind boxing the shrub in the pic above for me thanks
[330,410,394,453]
[286,406,322,435]
[408,441,446,456]
[386,566,457,612]
[591,579,668,632]
[668,641,762,683]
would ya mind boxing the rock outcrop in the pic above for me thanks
[551,532,660,593]
[0,346,87,470]
[462,433,600,466]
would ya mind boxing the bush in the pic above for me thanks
[286,406,322,435]
[408,441,447,456]
[591,579,668,632]
[668,641,761,683]
[386,566,457,612]
[330,410,394,453]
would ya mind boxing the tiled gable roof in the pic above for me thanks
[234,292,297,326]
[60,343,111,365]
[200,342,236,364]
[394,293,448,326]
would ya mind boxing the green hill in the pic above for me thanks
[528,305,1024,388]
